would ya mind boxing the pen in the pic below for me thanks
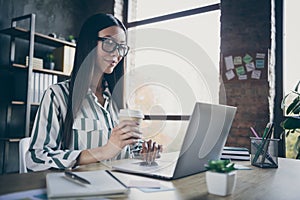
[261,123,274,163]
[64,171,91,185]
[250,127,260,138]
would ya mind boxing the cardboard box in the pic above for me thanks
[53,46,75,76]
[26,56,43,69]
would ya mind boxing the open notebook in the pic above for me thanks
[46,170,128,199]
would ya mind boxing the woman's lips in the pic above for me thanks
[104,58,118,66]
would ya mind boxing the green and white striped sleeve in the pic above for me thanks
[26,82,81,171]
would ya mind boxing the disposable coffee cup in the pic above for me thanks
[118,109,144,125]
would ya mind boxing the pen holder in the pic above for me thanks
[250,137,279,168]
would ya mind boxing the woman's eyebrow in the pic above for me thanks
[100,35,126,43]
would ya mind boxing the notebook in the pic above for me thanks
[112,102,237,180]
[46,170,128,199]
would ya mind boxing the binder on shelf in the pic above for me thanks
[38,73,44,103]
[53,75,58,85]
[30,73,59,104]
[30,72,34,103]
[48,74,53,88]
[33,73,39,103]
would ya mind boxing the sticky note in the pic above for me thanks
[243,54,253,64]
[224,56,234,70]
[233,56,242,65]
[225,70,235,80]
[235,66,246,76]
[251,70,261,79]
[238,74,247,80]
[256,59,265,69]
[256,53,265,59]
[245,62,255,72]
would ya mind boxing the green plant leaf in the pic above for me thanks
[205,159,235,173]
[286,97,300,115]
[281,117,300,130]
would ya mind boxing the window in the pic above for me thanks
[284,1,299,94]
[124,1,221,151]
[283,0,300,159]
[128,0,220,22]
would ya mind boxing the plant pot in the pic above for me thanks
[45,62,55,70]
[206,170,237,196]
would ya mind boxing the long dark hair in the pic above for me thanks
[62,14,126,149]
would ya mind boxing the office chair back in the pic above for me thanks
[19,137,30,173]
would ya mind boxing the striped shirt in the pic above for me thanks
[26,80,131,171]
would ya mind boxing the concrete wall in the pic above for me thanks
[0,0,115,65]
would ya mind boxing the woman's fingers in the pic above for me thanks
[117,120,140,130]
[150,142,158,162]
[109,120,143,150]
[140,140,163,164]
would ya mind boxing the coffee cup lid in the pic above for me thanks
[119,109,144,119]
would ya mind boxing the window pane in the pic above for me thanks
[128,0,220,22]
[284,1,300,94]
[125,11,221,115]
[141,120,189,153]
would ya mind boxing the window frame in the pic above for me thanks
[123,1,220,121]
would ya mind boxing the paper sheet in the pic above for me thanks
[0,188,47,200]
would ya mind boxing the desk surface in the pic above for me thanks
[0,158,299,200]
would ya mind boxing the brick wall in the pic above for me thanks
[220,0,272,150]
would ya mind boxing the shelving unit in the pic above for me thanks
[0,14,75,173]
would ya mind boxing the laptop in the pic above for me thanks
[112,102,237,180]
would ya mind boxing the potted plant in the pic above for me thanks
[67,35,76,43]
[44,53,55,70]
[281,81,300,159]
[205,159,237,196]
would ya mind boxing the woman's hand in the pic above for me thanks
[140,139,163,165]
[103,120,142,158]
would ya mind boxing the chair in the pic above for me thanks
[19,137,30,173]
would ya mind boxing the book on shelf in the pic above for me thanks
[221,146,250,161]
[46,170,128,199]
[32,72,58,104]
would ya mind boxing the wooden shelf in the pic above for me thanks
[31,103,40,107]
[11,63,70,77]
[33,67,70,77]
[0,138,22,142]
[12,63,27,69]
[11,101,40,107]
[11,101,25,105]
[0,27,76,48]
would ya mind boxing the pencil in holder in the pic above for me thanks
[250,137,279,168]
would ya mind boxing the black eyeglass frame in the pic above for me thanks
[98,37,130,57]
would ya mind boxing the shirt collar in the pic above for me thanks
[87,88,111,110]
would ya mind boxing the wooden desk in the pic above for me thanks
[0,158,299,200]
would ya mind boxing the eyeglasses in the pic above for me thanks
[98,37,129,57]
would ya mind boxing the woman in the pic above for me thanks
[26,13,160,171]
